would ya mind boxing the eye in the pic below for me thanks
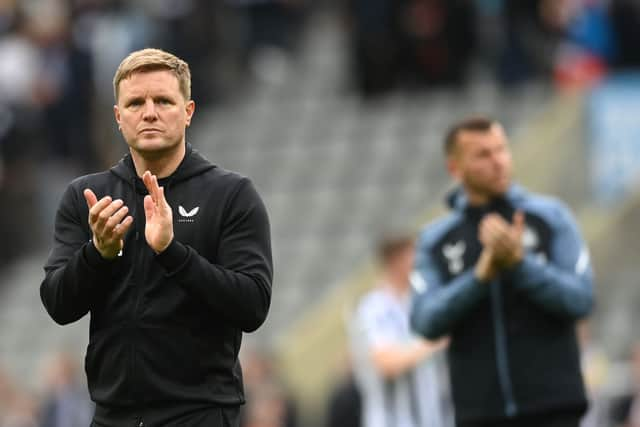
[156,97,173,105]
[127,99,143,108]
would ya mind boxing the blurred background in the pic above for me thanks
[1,0,640,426]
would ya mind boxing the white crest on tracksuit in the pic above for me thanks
[521,226,549,265]
[522,226,539,250]
[410,271,428,294]
[443,241,466,275]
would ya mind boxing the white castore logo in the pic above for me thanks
[178,206,199,217]
[178,205,199,223]
[443,241,466,275]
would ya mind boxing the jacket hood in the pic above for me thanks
[109,143,215,191]
[445,184,527,211]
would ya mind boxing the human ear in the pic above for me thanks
[185,100,195,127]
[114,105,121,129]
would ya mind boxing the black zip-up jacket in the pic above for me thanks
[410,185,593,423]
[40,144,272,422]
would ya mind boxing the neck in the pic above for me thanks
[465,190,491,206]
[130,143,186,178]
[464,186,508,207]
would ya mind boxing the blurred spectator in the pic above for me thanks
[499,0,564,85]
[2,394,38,427]
[240,347,298,427]
[0,367,11,421]
[396,0,476,88]
[610,343,640,427]
[0,3,40,167]
[325,356,361,427]
[472,0,508,77]
[140,0,219,106]
[345,0,475,96]
[38,352,93,427]
[578,320,610,427]
[501,0,616,89]
[227,0,307,85]
[326,378,361,427]
[350,233,451,427]
[24,0,95,165]
[610,0,640,69]
[411,116,594,427]
[0,367,38,427]
[550,0,616,89]
[345,0,400,96]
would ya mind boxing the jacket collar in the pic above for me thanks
[109,143,216,189]
[446,184,527,212]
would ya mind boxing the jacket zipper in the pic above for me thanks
[128,175,174,405]
[130,179,147,404]
[490,280,518,417]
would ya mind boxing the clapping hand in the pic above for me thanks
[479,211,525,269]
[84,190,133,259]
[475,211,525,282]
[142,171,174,254]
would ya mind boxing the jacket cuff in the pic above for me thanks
[83,242,118,270]
[502,254,545,288]
[155,239,189,273]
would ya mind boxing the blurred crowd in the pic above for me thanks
[0,0,307,174]
[2,334,640,426]
[0,348,300,427]
[344,0,640,96]
[0,353,92,427]
[2,0,640,193]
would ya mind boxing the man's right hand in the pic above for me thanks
[475,247,498,283]
[84,189,134,259]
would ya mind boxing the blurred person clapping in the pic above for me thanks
[411,116,594,427]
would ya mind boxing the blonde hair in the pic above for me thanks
[113,48,191,102]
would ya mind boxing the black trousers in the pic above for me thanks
[90,405,240,427]
[457,409,583,427]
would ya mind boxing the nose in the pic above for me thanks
[491,150,509,172]
[491,155,505,172]
[142,99,157,121]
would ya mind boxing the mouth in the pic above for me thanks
[139,129,163,134]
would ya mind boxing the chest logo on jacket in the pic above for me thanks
[178,205,200,223]
[522,225,549,265]
[443,241,466,275]
[522,226,538,250]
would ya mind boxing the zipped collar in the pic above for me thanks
[109,143,216,194]
[445,184,527,213]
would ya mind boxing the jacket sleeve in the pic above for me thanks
[40,184,117,325]
[156,178,272,333]
[503,202,594,319]
[410,228,489,340]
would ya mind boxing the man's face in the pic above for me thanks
[447,124,513,202]
[114,69,195,157]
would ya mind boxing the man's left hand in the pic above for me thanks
[478,211,525,269]
[142,171,174,254]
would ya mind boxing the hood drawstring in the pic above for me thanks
[130,176,141,242]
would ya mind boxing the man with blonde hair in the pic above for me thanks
[41,48,273,427]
